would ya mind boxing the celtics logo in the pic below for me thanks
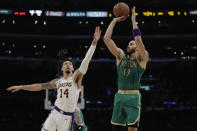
[121,60,137,77]
[123,68,131,76]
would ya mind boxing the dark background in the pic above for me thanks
[0,0,197,9]
[0,0,197,131]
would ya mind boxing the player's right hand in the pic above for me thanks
[6,86,22,93]
[93,26,102,44]
[113,16,127,22]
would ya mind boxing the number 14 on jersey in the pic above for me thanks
[60,89,69,98]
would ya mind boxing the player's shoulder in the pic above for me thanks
[56,77,63,82]
[59,76,73,82]
[116,48,125,60]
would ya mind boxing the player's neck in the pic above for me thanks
[63,72,72,79]
[129,52,136,59]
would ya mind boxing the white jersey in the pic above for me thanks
[54,76,80,112]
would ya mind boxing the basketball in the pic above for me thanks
[113,2,130,17]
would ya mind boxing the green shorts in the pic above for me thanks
[111,92,141,127]
[72,110,87,131]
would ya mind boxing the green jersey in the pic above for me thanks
[117,55,145,90]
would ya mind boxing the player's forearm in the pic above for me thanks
[83,44,96,62]
[131,19,145,51]
[132,18,142,40]
[132,18,138,29]
[103,19,117,40]
[79,43,96,75]
[20,84,43,91]
[74,107,83,126]
[134,35,146,54]
[132,21,147,59]
[132,19,142,41]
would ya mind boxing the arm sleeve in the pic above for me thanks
[79,45,96,74]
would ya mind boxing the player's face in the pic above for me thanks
[126,40,137,54]
[61,61,74,74]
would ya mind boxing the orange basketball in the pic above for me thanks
[113,2,130,17]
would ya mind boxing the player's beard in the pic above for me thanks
[126,48,136,55]
[65,70,71,74]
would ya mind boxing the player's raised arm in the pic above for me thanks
[73,26,101,88]
[6,78,58,93]
[131,7,149,66]
[103,16,125,59]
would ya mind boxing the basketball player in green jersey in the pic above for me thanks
[103,7,149,131]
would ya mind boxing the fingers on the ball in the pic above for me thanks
[122,16,127,20]
[119,16,125,20]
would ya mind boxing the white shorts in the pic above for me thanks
[41,109,74,131]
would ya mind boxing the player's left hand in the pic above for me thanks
[92,26,102,45]
[6,86,22,93]
[113,16,127,22]
[131,6,136,22]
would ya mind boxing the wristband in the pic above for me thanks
[133,28,142,38]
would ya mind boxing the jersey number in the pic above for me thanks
[60,89,69,98]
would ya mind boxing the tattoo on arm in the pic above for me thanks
[40,82,53,89]
[40,78,59,89]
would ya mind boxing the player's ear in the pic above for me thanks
[61,66,64,72]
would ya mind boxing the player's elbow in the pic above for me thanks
[145,51,149,60]
[138,50,149,62]
[103,36,110,43]
[38,87,44,91]
[103,37,112,47]
[38,85,45,91]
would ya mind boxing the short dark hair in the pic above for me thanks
[61,57,75,68]
[63,57,73,64]
[56,57,75,76]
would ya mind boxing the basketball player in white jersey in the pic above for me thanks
[7,26,102,131]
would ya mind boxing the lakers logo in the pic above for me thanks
[58,82,72,88]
